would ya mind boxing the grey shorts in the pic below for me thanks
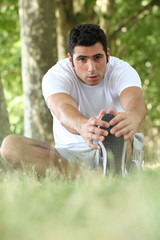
[56,133,144,171]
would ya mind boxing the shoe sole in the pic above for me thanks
[98,113,127,176]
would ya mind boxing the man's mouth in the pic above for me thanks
[88,75,98,81]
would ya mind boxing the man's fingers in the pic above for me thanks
[83,114,111,150]
[124,130,135,140]
[108,108,118,116]
[88,141,101,150]
[93,127,108,136]
[90,118,109,129]
[88,124,109,139]
[88,132,106,141]
[109,114,123,126]
[113,124,131,137]
[111,123,135,139]
[96,109,106,120]
[110,119,128,134]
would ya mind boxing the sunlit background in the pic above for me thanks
[0,0,160,163]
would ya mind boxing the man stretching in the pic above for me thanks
[0,24,146,177]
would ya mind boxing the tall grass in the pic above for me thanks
[0,166,160,240]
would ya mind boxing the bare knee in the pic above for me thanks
[1,134,22,167]
[1,134,15,156]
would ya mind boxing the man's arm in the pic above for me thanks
[108,86,146,140]
[47,93,109,149]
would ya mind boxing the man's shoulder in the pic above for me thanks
[43,58,77,88]
[52,58,71,71]
[109,56,129,68]
[105,56,141,91]
[44,58,75,79]
[107,56,136,77]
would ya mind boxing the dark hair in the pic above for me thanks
[67,24,108,58]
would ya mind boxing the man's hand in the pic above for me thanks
[108,108,142,140]
[107,87,146,140]
[78,109,109,149]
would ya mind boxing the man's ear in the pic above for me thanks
[68,53,73,66]
[107,48,110,62]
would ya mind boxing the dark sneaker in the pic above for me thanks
[98,113,127,176]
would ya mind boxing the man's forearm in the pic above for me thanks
[120,87,146,127]
[109,87,146,139]
[47,93,88,135]
[124,95,146,126]
[47,93,111,149]
[57,103,87,135]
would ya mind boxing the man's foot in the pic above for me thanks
[99,113,127,176]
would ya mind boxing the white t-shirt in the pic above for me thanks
[42,56,142,150]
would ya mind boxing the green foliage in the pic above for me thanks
[0,167,160,239]
[109,1,160,126]
[96,0,160,161]
[0,0,23,135]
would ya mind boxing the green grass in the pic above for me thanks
[0,166,160,240]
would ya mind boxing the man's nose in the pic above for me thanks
[88,60,96,72]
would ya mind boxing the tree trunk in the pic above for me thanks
[56,0,96,59]
[98,0,115,51]
[0,77,11,169]
[19,0,57,144]
[56,0,76,59]
[0,78,11,146]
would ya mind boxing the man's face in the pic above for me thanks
[68,42,108,86]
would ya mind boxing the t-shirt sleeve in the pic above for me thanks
[42,60,73,102]
[110,59,142,96]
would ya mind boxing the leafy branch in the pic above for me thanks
[110,0,159,39]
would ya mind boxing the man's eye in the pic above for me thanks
[79,58,86,61]
[95,55,102,60]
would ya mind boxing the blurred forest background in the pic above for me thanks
[0,0,160,163]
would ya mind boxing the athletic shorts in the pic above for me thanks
[56,133,144,171]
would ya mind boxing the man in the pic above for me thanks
[0,24,146,177]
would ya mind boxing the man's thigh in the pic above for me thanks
[56,148,99,169]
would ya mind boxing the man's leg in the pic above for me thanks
[126,137,133,164]
[0,134,79,178]
[127,133,144,171]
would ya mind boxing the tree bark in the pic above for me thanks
[0,77,11,168]
[98,0,115,51]
[56,0,96,59]
[56,0,76,59]
[0,78,11,146]
[19,0,57,144]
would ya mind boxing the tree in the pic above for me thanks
[0,77,11,169]
[0,0,23,135]
[56,0,97,59]
[56,0,76,59]
[19,0,57,143]
[0,77,10,146]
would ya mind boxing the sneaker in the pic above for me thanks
[98,113,127,176]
